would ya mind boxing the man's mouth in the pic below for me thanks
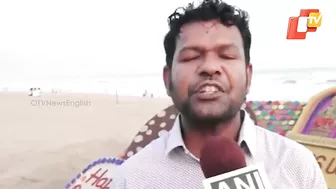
[199,85,220,94]
[195,84,223,100]
[195,81,225,94]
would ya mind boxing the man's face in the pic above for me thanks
[163,20,252,126]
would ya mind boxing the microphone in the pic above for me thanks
[200,136,273,189]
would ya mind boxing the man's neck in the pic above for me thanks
[181,111,243,158]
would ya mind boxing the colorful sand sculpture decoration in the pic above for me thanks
[121,101,306,160]
[287,87,336,189]
[64,157,124,189]
[247,100,305,135]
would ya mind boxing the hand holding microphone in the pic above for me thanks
[200,136,273,189]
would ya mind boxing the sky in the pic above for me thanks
[0,0,335,80]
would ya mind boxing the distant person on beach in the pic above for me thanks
[112,1,327,188]
[29,88,33,96]
[142,90,147,97]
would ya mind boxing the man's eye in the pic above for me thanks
[181,56,199,62]
[219,54,236,59]
[179,49,201,62]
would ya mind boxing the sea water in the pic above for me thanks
[0,75,335,100]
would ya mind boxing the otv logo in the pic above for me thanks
[286,9,322,40]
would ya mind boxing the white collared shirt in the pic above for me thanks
[111,111,327,189]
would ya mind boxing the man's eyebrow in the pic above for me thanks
[217,44,240,51]
[178,46,203,53]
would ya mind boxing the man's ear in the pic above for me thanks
[163,66,171,96]
[246,63,252,94]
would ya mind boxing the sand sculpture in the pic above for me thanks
[64,87,336,189]
[64,157,124,189]
[287,87,336,189]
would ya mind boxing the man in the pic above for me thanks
[111,0,327,188]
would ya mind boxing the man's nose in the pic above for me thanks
[198,59,222,77]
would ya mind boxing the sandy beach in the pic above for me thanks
[0,92,172,189]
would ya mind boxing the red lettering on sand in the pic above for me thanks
[326,158,336,175]
[85,168,112,189]
[316,155,327,169]
[314,154,336,175]
[72,184,81,189]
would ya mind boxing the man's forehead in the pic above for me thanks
[180,20,222,34]
[177,20,243,48]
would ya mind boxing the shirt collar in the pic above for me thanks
[165,110,257,157]
[237,110,257,157]
[165,115,186,156]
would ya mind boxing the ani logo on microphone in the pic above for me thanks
[286,9,322,40]
[202,164,273,189]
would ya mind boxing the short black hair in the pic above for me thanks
[163,0,251,68]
